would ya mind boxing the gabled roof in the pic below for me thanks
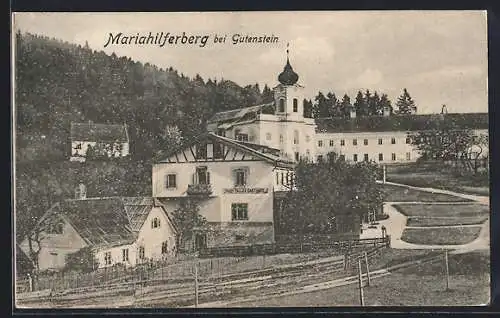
[158,132,295,168]
[70,122,129,143]
[315,113,488,133]
[40,196,177,250]
[207,102,275,124]
[58,198,136,248]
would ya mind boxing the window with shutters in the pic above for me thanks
[378,138,383,145]
[391,137,396,144]
[318,140,323,147]
[161,241,168,254]
[138,246,145,260]
[340,139,345,146]
[233,167,248,187]
[379,153,384,161]
[165,174,176,189]
[329,140,334,147]
[231,203,248,221]
[392,153,396,161]
[122,249,129,262]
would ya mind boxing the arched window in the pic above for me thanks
[279,99,285,112]
[152,217,161,229]
[293,130,299,145]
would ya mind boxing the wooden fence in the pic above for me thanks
[198,236,390,258]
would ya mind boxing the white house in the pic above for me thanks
[152,132,295,250]
[70,121,130,162]
[208,54,489,165]
[19,186,178,271]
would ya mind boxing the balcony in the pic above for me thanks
[187,183,213,196]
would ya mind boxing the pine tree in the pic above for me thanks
[379,93,393,116]
[313,92,330,118]
[261,84,274,103]
[339,94,352,118]
[353,90,367,117]
[326,92,341,118]
[395,88,417,114]
[369,91,381,116]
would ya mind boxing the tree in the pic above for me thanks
[326,92,341,118]
[353,90,368,117]
[65,246,99,273]
[408,115,478,173]
[279,156,385,236]
[172,198,207,251]
[154,125,184,162]
[313,91,330,118]
[368,91,381,116]
[395,88,417,114]
[339,94,352,118]
[378,93,392,116]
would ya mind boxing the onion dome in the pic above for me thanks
[278,43,299,85]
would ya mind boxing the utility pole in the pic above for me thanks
[444,249,450,291]
[194,261,199,308]
[358,258,365,306]
[364,252,371,287]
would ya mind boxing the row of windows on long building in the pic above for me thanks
[318,137,412,147]
[317,152,411,162]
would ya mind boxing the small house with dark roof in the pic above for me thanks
[70,121,130,162]
[19,186,178,271]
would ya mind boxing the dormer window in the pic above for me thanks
[152,217,161,229]
[279,99,285,112]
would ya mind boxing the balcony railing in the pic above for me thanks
[187,183,213,196]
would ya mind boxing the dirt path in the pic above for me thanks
[378,182,490,251]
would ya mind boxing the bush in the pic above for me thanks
[64,247,99,273]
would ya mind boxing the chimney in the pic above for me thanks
[441,104,448,114]
[75,183,87,200]
[350,107,356,119]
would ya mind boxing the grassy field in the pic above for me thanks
[393,203,489,227]
[400,227,483,245]
[230,250,490,307]
[380,184,472,202]
[386,163,489,196]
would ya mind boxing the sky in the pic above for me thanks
[12,11,488,114]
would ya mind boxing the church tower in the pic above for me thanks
[273,44,305,122]
[271,44,316,163]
